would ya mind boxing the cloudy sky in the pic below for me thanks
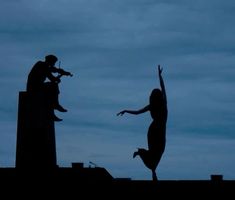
[0,0,235,180]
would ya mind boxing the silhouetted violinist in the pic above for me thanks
[27,54,73,121]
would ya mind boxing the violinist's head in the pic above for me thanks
[45,54,58,66]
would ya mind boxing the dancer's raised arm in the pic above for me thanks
[117,105,149,116]
[158,65,167,105]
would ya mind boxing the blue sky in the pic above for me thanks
[0,0,235,180]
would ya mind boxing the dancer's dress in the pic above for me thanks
[137,89,168,174]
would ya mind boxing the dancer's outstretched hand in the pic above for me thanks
[117,110,126,116]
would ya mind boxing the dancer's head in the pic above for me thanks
[150,88,163,105]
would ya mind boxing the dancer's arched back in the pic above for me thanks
[117,65,168,181]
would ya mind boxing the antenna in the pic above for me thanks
[89,161,98,168]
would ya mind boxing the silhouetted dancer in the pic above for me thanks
[117,65,168,181]
[26,55,73,121]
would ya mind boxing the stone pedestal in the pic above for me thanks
[15,91,57,169]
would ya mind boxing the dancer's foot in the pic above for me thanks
[133,150,139,158]
[152,171,158,182]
